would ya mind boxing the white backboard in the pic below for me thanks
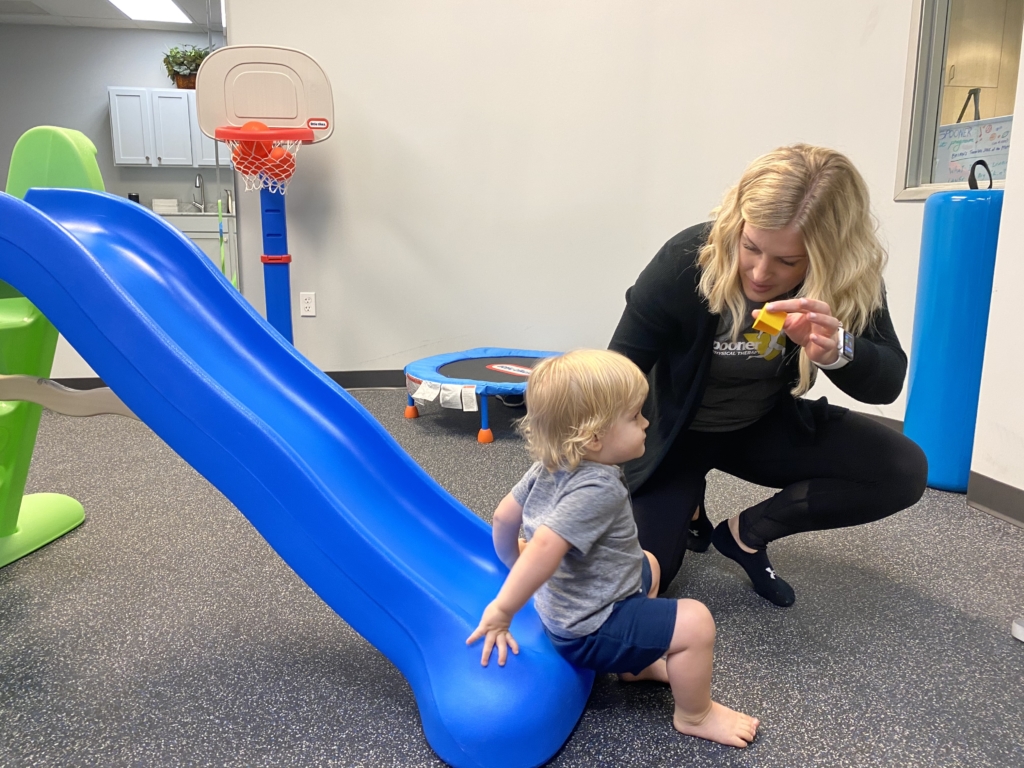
[196,45,334,143]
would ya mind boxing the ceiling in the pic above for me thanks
[0,0,223,32]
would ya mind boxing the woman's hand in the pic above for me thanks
[466,601,520,667]
[754,298,841,366]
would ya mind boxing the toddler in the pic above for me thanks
[466,349,758,747]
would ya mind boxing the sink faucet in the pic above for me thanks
[191,173,205,212]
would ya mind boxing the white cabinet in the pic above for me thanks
[109,88,153,166]
[108,87,230,168]
[151,90,193,166]
[187,92,231,167]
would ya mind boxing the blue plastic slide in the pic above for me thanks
[0,189,593,768]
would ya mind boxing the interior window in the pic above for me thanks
[900,0,1023,194]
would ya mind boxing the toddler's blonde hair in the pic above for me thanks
[519,349,648,472]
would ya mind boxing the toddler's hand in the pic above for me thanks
[466,601,519,666]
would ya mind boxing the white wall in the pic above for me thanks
[972,58,1024,491]
[224,0,928,420]
[0,24,224,378]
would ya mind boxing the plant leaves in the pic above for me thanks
[162,44,213,75]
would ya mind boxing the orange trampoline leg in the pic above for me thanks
[405,394,419,419]
[477,393,492,443]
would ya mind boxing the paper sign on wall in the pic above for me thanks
[933,115,1013,183]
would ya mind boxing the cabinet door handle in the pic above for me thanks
[949,64,955,83]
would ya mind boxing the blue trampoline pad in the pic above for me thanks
[405,347,559,397]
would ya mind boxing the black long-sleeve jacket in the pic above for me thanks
[609,223,907,491]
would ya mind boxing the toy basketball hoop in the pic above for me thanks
[215,125,312,194]
[196,45,333,194]
[194,45,334,344]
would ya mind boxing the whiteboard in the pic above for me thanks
[932,115,1012,183]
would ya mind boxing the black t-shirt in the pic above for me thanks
[689,297,791,432]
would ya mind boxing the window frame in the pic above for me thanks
[895,0,1009,200]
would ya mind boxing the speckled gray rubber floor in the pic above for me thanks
[1,390,1022,767]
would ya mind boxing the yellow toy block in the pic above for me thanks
[752,304,787,335]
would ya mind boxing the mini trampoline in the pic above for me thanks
[404,347,559,443]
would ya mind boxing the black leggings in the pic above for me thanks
[631,401,928,590]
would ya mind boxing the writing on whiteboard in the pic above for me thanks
[933,115,1013,183]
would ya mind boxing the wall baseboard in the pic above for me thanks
[54,377,108,390]
[55,370,408,392]
[55,378,917,408]
[967,472,1024,529]
[325,370,406,388]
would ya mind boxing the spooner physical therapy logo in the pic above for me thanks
[713,331,786,361]
[744,330,786,361]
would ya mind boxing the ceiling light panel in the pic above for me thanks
[107,0,190,23]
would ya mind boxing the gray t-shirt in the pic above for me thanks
[689,297,791,432]
[512,460,645,638]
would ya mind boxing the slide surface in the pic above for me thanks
[0,189,593,768]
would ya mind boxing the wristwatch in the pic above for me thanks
[816,323,854,370]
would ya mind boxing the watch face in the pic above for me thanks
[843,329,855,360]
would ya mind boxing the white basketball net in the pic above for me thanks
[224,138,303,194]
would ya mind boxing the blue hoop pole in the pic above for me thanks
[480,394,489,431]
[260,186,293,343]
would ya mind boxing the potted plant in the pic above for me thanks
[162,45,212,89]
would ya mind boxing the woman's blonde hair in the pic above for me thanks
[519,349,648,472]
[697,144,887,395]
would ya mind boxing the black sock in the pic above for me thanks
[686,504,713,553]
[711,521,795,607]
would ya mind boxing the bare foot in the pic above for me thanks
[618,658,668,684]
[673,700,759,747]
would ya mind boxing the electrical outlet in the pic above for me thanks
[299,292,316,317]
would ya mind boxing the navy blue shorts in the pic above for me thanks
[545,557,678,675]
